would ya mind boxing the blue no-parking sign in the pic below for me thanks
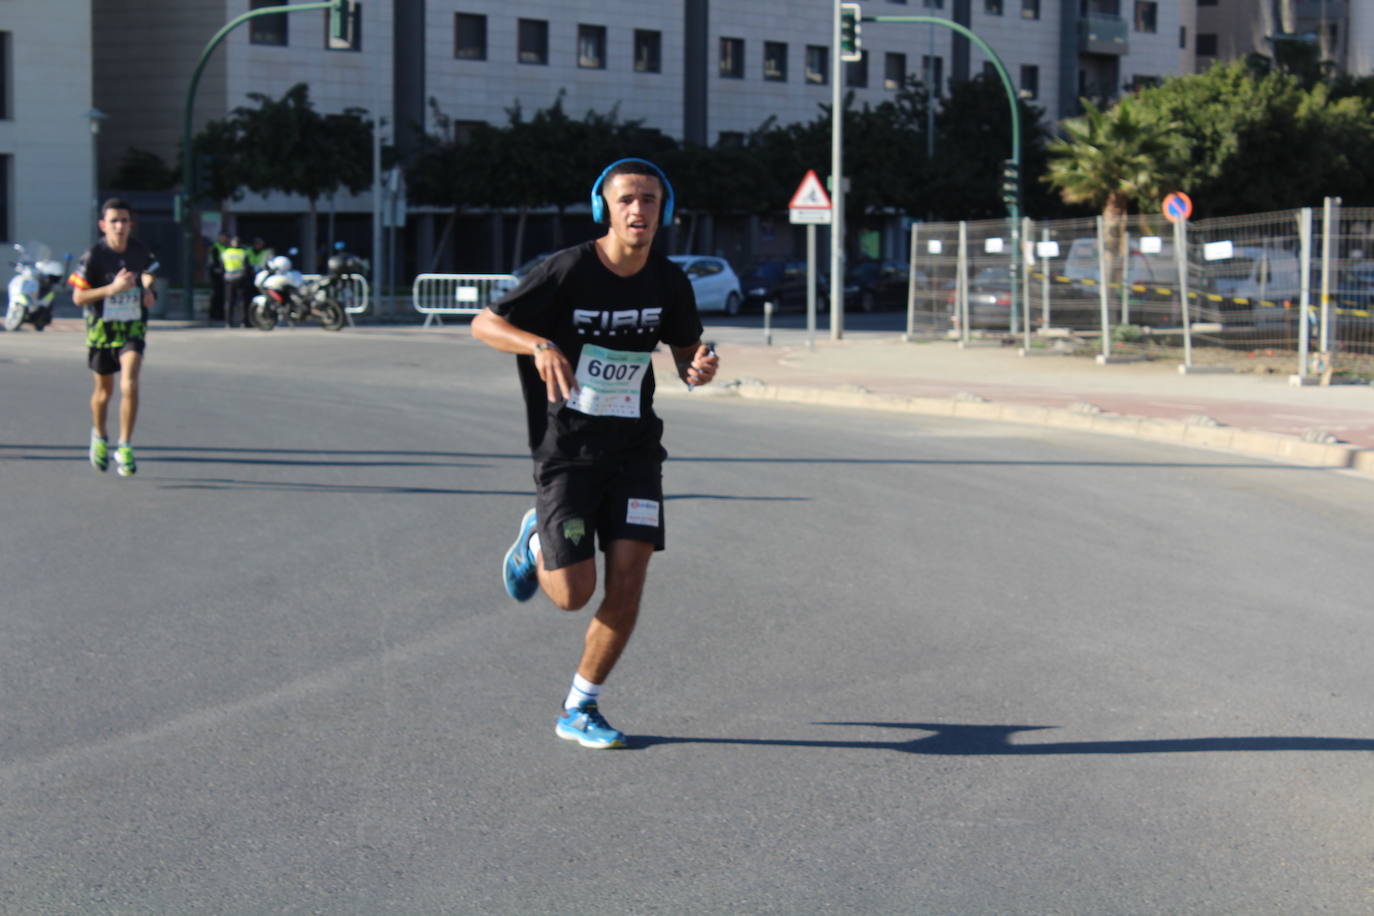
[1162,191,1193,223]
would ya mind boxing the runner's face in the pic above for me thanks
[602,173,662,249]
[100,209,132,249]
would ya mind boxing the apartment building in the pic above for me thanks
[1194,0,1372,75]
[87,1,1289,278]
[0,0,98,263]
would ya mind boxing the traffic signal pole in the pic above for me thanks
[178,0,345,319]
[833,10,1022,334]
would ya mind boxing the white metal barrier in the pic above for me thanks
[301,273,370,327]
[412,273,518,326]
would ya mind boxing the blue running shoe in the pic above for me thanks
[502,507,540,601]
[556,701,626,749]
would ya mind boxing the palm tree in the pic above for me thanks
[1044,96,1179,302]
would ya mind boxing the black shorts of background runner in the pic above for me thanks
[88,338,146,375]
[533,452,667,570]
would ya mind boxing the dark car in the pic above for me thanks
[844,258,928,313]
[947,266,1014,330]
[741,260,828,312]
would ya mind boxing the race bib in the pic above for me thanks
[567,344,651,419]
[103,289,141,322]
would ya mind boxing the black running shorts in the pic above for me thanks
[533,454,666,570]
[88,339,146,375]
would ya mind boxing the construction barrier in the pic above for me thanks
[412,273,517,327]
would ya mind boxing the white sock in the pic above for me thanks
[528,531,541,560]
[564,673,600,712]
[91,428,105,442]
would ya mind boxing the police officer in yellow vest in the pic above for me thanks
[220,236,249,328]
[243,238,273,328]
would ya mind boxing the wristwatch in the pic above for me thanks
[534,341,556,354]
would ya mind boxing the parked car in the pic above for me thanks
[948,266,1013,329]
[741,260,828,312]
[668,255,743,315]
[844,258,928,312]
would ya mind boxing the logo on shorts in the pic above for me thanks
[562,517,587,546]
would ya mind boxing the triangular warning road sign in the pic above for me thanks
[789,170,832,210]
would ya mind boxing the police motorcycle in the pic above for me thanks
[5,242,67,332]
[248,250,346,332]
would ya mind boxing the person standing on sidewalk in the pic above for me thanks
[244,237,273,327]
[68,198,159,477]
[471,158,719,749]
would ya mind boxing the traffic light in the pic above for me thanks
[839,3,862,62]
[1001,159,1020,209]
[329,0,351,42]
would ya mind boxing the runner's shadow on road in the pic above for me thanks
[629,722,1374,755]
[0,444,526,469]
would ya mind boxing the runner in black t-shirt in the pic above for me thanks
[472,158,719,749]
[68,198,159,476]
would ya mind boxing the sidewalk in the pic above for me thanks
[655,329,1374,477]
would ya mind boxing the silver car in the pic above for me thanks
[668,255,744,315]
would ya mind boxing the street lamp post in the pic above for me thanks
[84,108,108,236]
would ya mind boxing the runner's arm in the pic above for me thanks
[472,307,577,402]
[70,268,138,306]
[670,341,719,388]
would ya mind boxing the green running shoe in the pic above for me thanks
[115,444,136,477]
[90,435,109,472]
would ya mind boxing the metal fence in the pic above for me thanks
[913,200,1374,376]
[412,273,517,327]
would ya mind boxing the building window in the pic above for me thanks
[986,0,1003,13]
[919,54,941,94]
[634,30,661,73]
[1020,64,1039,99]
[455,13,487,60]
[763,41,787,81]
[846,50,868,88]
[805,45,829,85]
[324,1,361,51]
[884,52,906,90]
[1198,0,1216,5]
[0,32,9,119]
[1196,32,1217,56]
[578,24,606,69]
[250,0,288,45]
[1134,1,1157,33]
[1022,0,1040,19]
[924,0,944,8]
[720,37,744,78]
[982,61,998,80]
[1179,25,1187,49]
[518,19,548,64]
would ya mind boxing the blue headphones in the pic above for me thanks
[590,158,675,225]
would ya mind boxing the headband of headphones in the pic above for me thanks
[590,158,675,226]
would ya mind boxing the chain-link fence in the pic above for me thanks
[908,199,1372,375]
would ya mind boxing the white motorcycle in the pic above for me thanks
[5,242,67,332]
[249,253,345,332]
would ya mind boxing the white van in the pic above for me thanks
[1209,246,1301,305]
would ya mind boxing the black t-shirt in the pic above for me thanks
[69,238,160,348]
[492,240,702,463]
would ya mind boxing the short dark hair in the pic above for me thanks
[602,160,664,196]
[100,197,133,218]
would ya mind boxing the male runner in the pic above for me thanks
[69,198,159,476]
[471,158,719,749]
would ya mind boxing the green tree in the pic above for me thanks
[1043,94,1179,287]
[1132,62,1374,215]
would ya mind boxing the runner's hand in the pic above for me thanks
[685,343,719,388]
[535,345,578,402]
[109,268,137,295]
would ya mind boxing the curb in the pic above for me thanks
[664,379,1374,478]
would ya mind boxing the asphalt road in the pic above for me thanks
[2,326,1372,914]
